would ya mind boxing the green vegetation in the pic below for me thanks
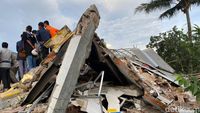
[147,26,200,74]
[176,74,200,102]
[147,25,200,102]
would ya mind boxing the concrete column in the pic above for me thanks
[47,22,95,113]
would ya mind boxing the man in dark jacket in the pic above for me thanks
[22,25,36,71]
[16,35,27,80]
[0,42,14,91]
[37,22,50,59]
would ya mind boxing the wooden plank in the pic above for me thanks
[143,92,167,112]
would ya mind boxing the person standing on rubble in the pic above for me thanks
[37,22,50,59]
[44,20,58,38]
[16,35,27,80]
[22,25,37,71]
[32,30,42,65]
[0,42,14,91]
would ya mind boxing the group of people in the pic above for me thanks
[0,20,58,91]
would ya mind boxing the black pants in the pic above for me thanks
[0,68,11,89]
[41,47,49,59]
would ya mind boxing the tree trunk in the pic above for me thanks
[185,9,192,42]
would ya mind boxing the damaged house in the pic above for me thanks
[0,5,199,113]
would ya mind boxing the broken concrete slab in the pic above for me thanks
[88,85,143,97]
[106,89,124,112]
[86,98,102,113]
[47,22,96,113]
[75,4,100,35]
[71,99,88,112]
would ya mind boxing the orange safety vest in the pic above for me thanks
[46,25,58,38]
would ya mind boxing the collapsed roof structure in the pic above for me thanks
[0,5,199,113]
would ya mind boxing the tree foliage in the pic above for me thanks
[176,74,200,102]
[147,26,200,102]
[147,26,200,74]
[135,0,200,19]
[135,0,200,41]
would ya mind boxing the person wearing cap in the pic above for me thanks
[0,42,14,91]
[44,20,58,38]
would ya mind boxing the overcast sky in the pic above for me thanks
[0,0,200,51]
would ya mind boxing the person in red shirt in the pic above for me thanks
[44,20,58,39]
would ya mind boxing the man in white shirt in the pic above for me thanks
[0,42,14,91]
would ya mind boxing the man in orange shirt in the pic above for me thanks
[44,20,58,39]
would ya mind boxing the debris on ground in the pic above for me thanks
[0,4,199,113]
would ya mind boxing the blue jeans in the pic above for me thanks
[18,60,27,80]
[26,55,36,71]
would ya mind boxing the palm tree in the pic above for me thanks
[193,24,200,40]
[135,0,200,42]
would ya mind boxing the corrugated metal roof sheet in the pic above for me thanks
[143,48,175,73]
[129,48,174,73]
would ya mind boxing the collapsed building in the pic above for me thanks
[0,5,199,113]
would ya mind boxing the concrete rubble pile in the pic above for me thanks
[0,4,199,113]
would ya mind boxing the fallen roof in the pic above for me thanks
[143,48,175,73]
[0,4,199,113]
[115,48,175,73]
